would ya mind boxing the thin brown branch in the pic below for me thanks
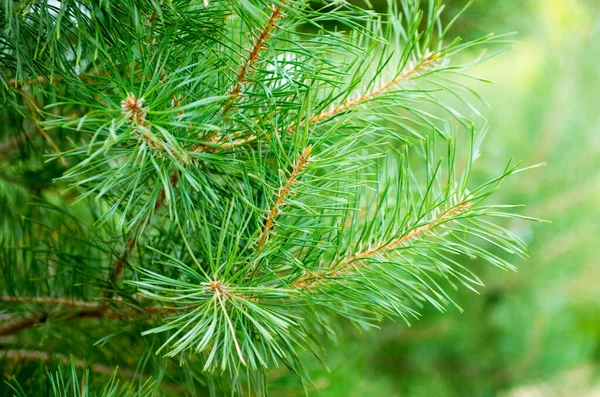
[0,311,108,337]
[204,52,441,152]
[109,234,136,287]
[0,313,49,337]
[0,349,118,376]
[256,145,312,248]
[302,52,440,126]
[19,87,66,165]
[0,283,256,338]
[7,76,56,88]
[291,200,471,290]
[226,5,284,108]
[0,296,102,309]
[196,4,285,151]
[0,298,168,337]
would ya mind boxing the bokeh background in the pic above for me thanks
[273,0,600,395]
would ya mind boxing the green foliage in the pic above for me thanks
[0,0,538,395]
[264,1,600,396]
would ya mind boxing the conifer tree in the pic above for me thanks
[0,0,537,395]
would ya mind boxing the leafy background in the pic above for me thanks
[270,0,600,395]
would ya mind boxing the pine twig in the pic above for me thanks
[197,4,285,150]
[0,296,102,309]
[256,145,313,249]
[19,87,66,165]
[0,301,168,337]
[108,94,183,284]
[0,311,104,337]
[209,52,441,151]
[103,7,164,285]
[0,349,121,376]
[133,4,289,271]
[0,313,50,337]
[6,76,56,88]
[301,52,441,126]
[291,200,471,290]
[225,4,285,109]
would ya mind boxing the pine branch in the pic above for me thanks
[197,4,286,151]
[19,88,66,165]
[0,298,167,337]
[0,349,121,376]
[225,4,285,111]
[256,145,312,249]
[208,52,441,151]
[108,95,182,284]
[302,52,441,127]
[0,1,526,394]
[0,296,102,309]
[291,200,472,290]
[6,76,55,88]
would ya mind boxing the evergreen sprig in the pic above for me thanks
[0,0,538,395]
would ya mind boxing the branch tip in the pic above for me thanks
[257,145,313,248]
[293,199,472,290]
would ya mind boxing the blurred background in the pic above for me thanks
[272,0,600,395]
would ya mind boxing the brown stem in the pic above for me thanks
[302,52,440,126]
[256,145,312,248]
[205,52,441,152]
[7,76,56,88]
[0,311,107,337]
[225,5,284,110]
[19,87,66,165]
[291,200,471,290]
[0,313,50,337]
[0,302,167,337]
[0,296,102,309]
[0,349,117,375]
[196,4,286,151]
